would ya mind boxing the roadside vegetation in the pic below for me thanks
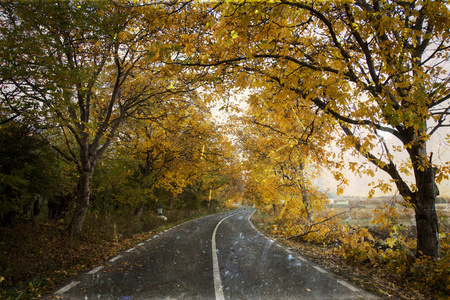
[0,207,231,299]
[0,107,238,299]
[252,196,450,300]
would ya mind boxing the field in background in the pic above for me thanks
[328,196,450,230]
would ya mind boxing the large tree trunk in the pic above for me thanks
[68,162,94,237]
[413,165,440,257]
[415,199,440,257]
[407,136,440,258]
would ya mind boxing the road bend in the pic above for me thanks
[47,207,379,299]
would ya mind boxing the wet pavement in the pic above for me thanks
[46,207,379,299]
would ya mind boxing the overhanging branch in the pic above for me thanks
[340,123,415,204]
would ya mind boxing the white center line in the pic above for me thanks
[212,211,242,300]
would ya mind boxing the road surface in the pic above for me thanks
[47,207,379,299]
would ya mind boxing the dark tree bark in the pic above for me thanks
[68,159,95,236]
[410,146,440,257]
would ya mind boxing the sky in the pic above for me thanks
[317,132,450,198]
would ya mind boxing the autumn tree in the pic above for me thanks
[116,89,238,212]
[177,1,450,257]
[232,87,334,221]
[0,0,203,235]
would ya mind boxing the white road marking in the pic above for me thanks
[313,266,328,274]
[261,239,274,261]
[87,266,104,275]
[247,209,256,222]
[337,279,359,292]
[212,211,242,300]
[126,248,135,253]
[109,255,122,262]
[137,242,145,247]
[55,281,80,294]
[297,255,307,262]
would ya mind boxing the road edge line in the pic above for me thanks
[246,209,380,298]
[87,265,104,275]
[55,281,80,294]
[337,279,360,292]
[109,254,122,262]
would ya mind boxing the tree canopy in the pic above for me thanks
[0,0,224,235]
[1,0,449,259]
[170,0,450,257]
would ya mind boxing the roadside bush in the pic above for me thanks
[264,202,450,299]
[409,254,450,299]
[338,225,377,263]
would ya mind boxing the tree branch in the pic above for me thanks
[340,123,415,204]
[286,209,351,240]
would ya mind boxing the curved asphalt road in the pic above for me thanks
[47,207,379,299]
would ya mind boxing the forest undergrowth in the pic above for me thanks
[252,203,450,300]
[0,208,226,299]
